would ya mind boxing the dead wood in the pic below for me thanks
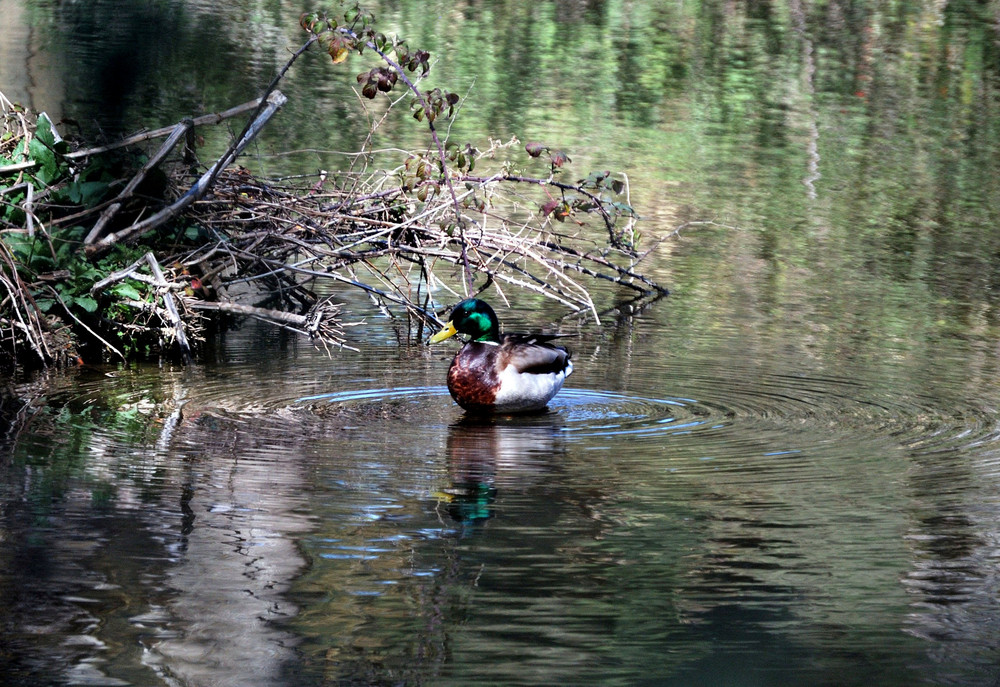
[84,91,288,257]
[84,121,193,244]
[171,151,668,337]
[188,298,357,353]
[144,252,192,363]
[1,20,673,372]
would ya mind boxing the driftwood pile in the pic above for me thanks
[171,146,669,333]
[1,12,674,370]
[2,84,668,368]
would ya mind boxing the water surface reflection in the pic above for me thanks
[441,414,568,525]
[3,327,1000,685]
[0,370,313,686]
[279,364,1000,686]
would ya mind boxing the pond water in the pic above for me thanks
[4,1,1000,685]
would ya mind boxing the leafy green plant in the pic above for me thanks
[6,226,97,314]
[0,105,154,366]
[23,114,66,185]
[54,159,116,207]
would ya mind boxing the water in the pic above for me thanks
[4,313,1000,686]
[4,0,1000,685]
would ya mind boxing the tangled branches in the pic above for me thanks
[174,144,666,339]
[0,5,670,371]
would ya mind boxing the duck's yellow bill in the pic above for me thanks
[428,321,457,343]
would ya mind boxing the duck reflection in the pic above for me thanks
[439,412,567,524]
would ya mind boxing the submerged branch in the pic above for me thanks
[189,297,358,352]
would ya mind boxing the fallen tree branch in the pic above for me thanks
[65,98,264,160]
[170,159,669,338]
[145,252,192,363]
[85,90,288,257]
[188,297,358,353]
[0,98,267,177]
[90,254,157,295]
[85,120,193,244]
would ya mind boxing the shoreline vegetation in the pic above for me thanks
[0,6,668,373]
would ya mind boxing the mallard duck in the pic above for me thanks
[429,298,573,413]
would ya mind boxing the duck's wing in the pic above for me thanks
[499,333,572,375]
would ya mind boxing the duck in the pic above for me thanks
[428,298,573,413]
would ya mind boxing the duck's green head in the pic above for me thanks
[429,298,500,344]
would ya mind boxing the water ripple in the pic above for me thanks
[23,365,1000,490]
[294,378,1000,458]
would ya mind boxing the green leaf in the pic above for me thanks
[36,113,67,155]
[5,233,35,261]
[54,240,75,261]
[3,206,25,226]
[29,137,58,184]
[62,180,108,205]
[609,201,636,216]
[35,298,55,313]
[34,113,56,148]
[111,283,142,300]
[33,257,56,272]
[75,296,98,313]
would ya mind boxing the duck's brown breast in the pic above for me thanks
[446,342,501,411]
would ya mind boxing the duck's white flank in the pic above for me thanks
[491,359,573,411]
